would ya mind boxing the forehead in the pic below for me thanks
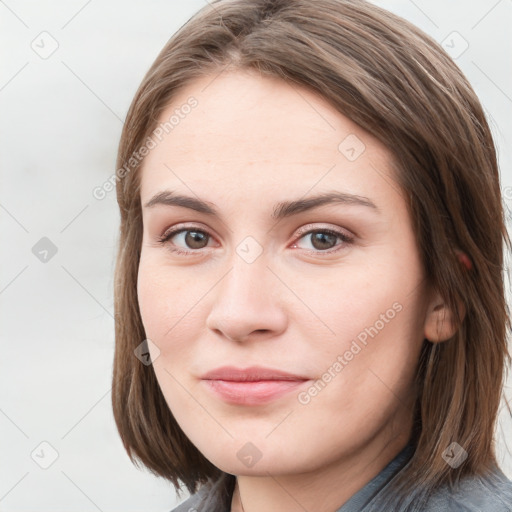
[139,69,399,207]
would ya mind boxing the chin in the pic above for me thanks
[204,445,312,477]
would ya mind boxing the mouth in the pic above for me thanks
[200,366,311,405]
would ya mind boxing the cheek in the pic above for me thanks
[321,259,419,337]
[137,261,167,338]
[137,261,209,436]
[138,250,189,313]
[137,259,179,342]
[294,270,424,443]
[137,256,207,365]
[311,251,426,389]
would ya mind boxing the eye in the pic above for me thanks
[292,227,354,254]
[157,226,215,255]
[156,224,354,256]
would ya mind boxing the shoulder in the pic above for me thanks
[169,477,231,512]
[424,466,512,512]
[169,485,211,512]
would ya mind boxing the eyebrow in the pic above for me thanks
[143,190,379,220]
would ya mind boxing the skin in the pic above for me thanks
[136,69,458,512]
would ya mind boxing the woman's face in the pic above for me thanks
[137,69,433,477]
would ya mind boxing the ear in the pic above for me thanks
[423,288,465,343]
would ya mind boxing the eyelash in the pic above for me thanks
[156,225,354,256]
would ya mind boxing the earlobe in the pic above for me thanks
[424,248,469,342]
[454,249,472,271]
[423,294,465,343]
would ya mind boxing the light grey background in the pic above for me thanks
[1,1,511,511]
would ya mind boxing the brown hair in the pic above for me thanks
[111,0,511,509]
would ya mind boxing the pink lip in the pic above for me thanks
[201,365,309,382]
[200,366,310,405]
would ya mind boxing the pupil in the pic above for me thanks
[312,232,335,250]
[186,231,207,249]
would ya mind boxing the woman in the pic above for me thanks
[111,0,512,510]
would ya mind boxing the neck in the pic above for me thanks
[231,428,412,512]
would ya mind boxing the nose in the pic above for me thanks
[205,254,288,343]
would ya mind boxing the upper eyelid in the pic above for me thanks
[295,223,353,237]
[160,223,214,240]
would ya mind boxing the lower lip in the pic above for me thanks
[202,379,310,405]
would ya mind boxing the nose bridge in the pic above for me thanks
[206,244,287,341]
[219,246,273,309]
[217,225,270,297]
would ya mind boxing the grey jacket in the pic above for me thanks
[170,444,512,511]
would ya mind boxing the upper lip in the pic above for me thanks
[201,366,310,382]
